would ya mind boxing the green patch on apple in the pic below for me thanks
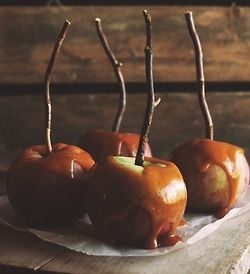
[113,156,166,174]
[204,164,228,191]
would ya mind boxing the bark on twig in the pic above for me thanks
[185,11,214,140]
[44,20,70,153]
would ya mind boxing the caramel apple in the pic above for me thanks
[78,18,152,162]
[79,130,152,162]
[86,156,186,249]
[171,12,249,217]
[85,11,187,249]
[7,21,94,227]
[7,144,94,226]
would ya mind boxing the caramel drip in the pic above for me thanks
[158,233,182,248]
[179,219,187,226]
[173,138,245,215]
[141,158,187,248]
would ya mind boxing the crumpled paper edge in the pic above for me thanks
[0,186,250,257]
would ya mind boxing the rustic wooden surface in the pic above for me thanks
[0,205,249,273]
[1,5,250,84]
[0,1,246,6]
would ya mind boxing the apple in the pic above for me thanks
[7,143,94,227]
[171,138,249,217]
[6,20,95,227]
[170,12,250,217]
[79,130,152,162]
[85,156,186,249]
[78,18,152,161]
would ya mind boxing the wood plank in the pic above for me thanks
[39,209,250,273]
[0,176,7,196]
[1,6,250,84]
[0,225,63,272]
[0,1,246,7]
[2,82,250,96]
[1,92,250,174]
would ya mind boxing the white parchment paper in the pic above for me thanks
[0,186,250,257]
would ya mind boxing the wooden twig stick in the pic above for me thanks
[44,20,70,153]
[185,11,214,140]
[135,10,155,166]
[95,18,126,132]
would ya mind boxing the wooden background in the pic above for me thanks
[1,5,250,84]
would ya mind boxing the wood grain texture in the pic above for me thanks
[1,5,250,84]
[0,1,246,6]
[0,225,62,271]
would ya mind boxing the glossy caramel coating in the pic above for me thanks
[171,138,249,216]
[78,130,152,162]
[7,143,95,227]
[85,156,187,249]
